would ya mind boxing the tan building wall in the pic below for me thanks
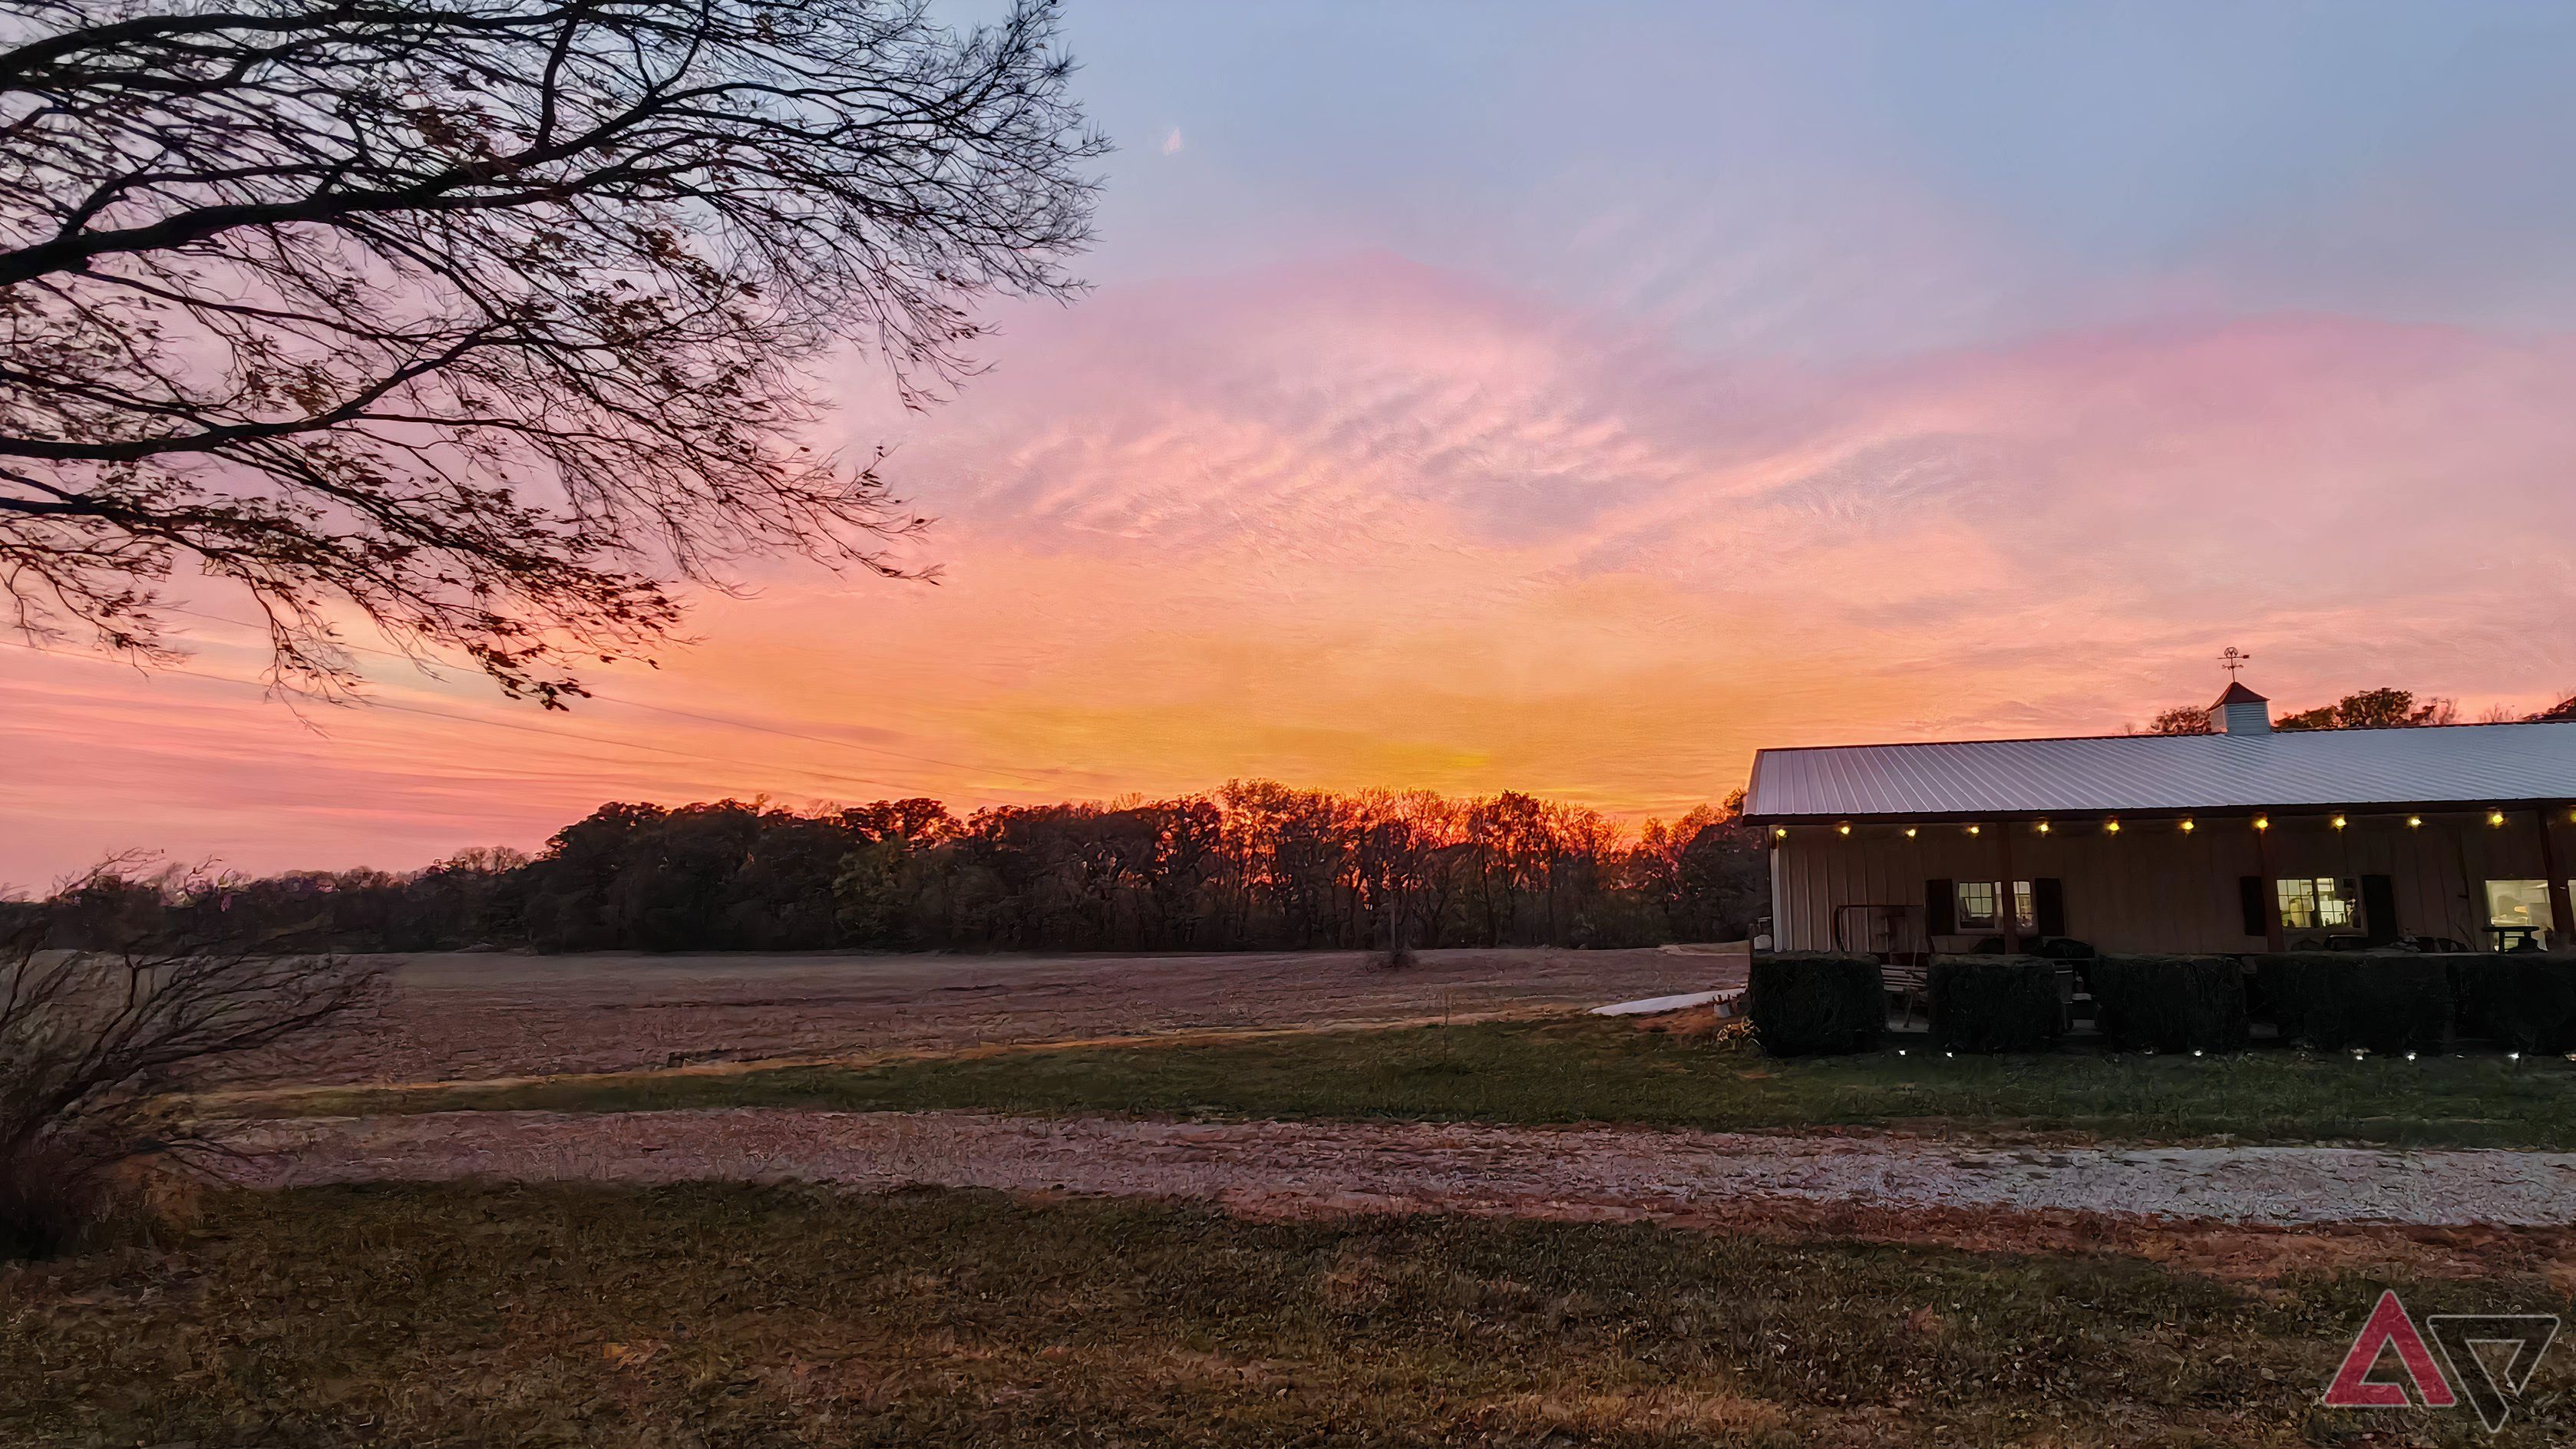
[1767,809,2568,955]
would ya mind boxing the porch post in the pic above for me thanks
[2539,806,2572,951]
[1996,821,2021,952]
[2254,813,2286,952]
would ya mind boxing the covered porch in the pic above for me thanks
[1762,804,2576,959]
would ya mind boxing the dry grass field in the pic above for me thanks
[293,945,1738,1084]
[10,1183,2574,1447]
[16,946,2576,1444]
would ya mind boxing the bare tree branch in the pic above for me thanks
[0,0,1103,702]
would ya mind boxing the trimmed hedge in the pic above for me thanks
[2087,955,2249,1055]
[1929,956,2062,1054]
[2447,954,2576,1054]
[2252,952,2452,1054]
[1748,952,1885,1057]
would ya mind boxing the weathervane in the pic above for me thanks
[2220,646,2252,680]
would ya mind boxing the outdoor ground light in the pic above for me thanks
[2406,1051,2417,1061]
[2192,1049,2204,1058]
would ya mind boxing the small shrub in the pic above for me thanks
[1748,953,1884,1057]
[2252,952,2452,1054]
[1928,956,2062,1054]
[2446,954,2576,1053]
[2088,956,2249,1054]
[1,874,382,1261]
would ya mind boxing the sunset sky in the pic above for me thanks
[12,2,2576,886]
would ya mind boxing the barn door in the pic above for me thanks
[2361,874,2399,946]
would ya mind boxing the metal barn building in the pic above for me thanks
[1741,684,2576,957]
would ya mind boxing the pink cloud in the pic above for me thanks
[10,259,2576,881]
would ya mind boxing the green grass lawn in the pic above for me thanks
[261,1016,2576,1147]
[5,1182,2564,1447]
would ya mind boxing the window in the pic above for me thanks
[2486,880,2557,932]
[2276,877,2357,931]
[1955,880,1996,929]
[1954,880,2036,932]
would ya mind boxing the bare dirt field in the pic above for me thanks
[231,1107,2576,1233]
[306,945,1741,1084]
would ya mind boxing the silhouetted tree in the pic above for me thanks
[2274,688,2457,731]
[38,782,1775,956]
[2142,705,2214,735]
[0,0,1101,701]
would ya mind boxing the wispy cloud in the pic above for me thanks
[11,255,2576,880]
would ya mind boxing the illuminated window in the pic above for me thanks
[2486,880,2557,932]
[1955,880,2037,932]
[2275,878,2356,931]
[1956,880,1997,929]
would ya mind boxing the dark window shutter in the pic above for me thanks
[2239,876,2266,937]
[2033,877,2066,938]
[2361,874,2399,946]
[1925,878,1956,936]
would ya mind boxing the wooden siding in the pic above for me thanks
[1769,810,2566,954]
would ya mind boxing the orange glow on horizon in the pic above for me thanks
[10,261,2576,883]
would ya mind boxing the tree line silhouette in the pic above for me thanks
[28,784,1769,956]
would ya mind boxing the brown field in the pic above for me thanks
[304,944,1742,1085]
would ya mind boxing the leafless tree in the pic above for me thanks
[0,869,381,1255]
[0,0,1102,703]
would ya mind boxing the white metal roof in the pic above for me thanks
[1743,720,2576,820]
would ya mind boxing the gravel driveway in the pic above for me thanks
[225,1108,2576,1228]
